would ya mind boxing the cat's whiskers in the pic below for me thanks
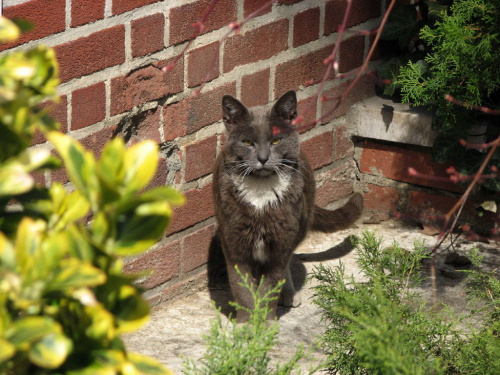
[276,159,307,180]
[226,160,251,175]
[230,163,254,183]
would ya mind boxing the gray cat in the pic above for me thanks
[213,90,363,322]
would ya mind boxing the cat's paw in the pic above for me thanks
[280,290,302,307]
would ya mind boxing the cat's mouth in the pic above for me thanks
[251,169,274,177]
[250,163,276,177]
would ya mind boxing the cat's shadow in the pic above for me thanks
[207,234,355,319]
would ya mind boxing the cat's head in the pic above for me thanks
[221,90,300,178]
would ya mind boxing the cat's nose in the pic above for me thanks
[257,148,269,165]
[257,155,269,165]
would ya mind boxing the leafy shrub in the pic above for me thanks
[394,0,500,189]
[378,0,451,98]
[0,18,182,374]
[312,230,500,375]
[183,268,317,375]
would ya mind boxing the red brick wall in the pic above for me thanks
[357,140,493,229]
[3,0,385,304]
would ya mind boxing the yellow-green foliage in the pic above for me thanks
[0,18,182,375]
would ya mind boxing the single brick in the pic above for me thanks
[185,135,217,182]
[132,107,162,144]
[146,157,167,189]
[187,41,220,88]
[167,183,215,235]
[131,13,165,58]
[55,25,125,82]
[339,35,365,73]
[408,190,493,229]
[163,83,236,140]
[170,0,237,45]
[325,0,381,36]
[324,0,346,36]
[71,82,106,130]
[33,96,68,145]
[274,44,333,98]
[124,241,181,289]
[71,0,105,27]
[181,224,216,273]
[315,164,355,207]
[1,0,65,51]
[360,141,463,193]
[112,0,161,15]
[32,171,46,187]
[50,150,69,184]
[110,57,183,115]
[241,69,270,107]
[364,184,399,213]
[296,96,318,134]
[408,191,459,217]
[300,131,334,170]
[293,7,320,47]
[162,99,189,142]
[224,19,288,73]
[244,0,273,18]
[79,125,118,158]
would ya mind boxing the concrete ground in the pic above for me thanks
[124,220,499,374]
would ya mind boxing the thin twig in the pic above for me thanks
[162,0,222,73]
[192,1,276,95]
[445,95,500,116]
[294,0,398,131]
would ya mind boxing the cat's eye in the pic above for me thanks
[271,138,281,145]
[242,140,253,146]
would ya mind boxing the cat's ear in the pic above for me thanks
[222,95,249,131]
[272,90,297,124]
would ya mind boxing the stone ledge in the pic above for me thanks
[349,95,438,147]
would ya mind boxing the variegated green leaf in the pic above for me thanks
[5,316,61,347]
[128,352,174,375]
[123,141,158,194]
[46,258,106,292]
[28,333,72,369]
[0,16,20,42]
[84,305,115,341]
[115,285,150,334]
[0,164,33,197]
[47,132,100,209]
[0,338,15,363]
[140,186,185,207]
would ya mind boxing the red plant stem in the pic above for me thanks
[434,135,500,247]
[305,67,367,87]
[293,0,354,127]
[445,95,500,115]
[410,169,499,183]
[295,0,397,130]
[425,136,499,304]
[162,0,222,73]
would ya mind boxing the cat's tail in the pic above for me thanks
[311,192,364,233]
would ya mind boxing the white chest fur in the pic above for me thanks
[231,173,291,211]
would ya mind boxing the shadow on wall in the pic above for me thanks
[206,232,356,319]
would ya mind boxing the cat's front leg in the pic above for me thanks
[280,265,302,308]
[259,265,294,321]
[225,262,257,323]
